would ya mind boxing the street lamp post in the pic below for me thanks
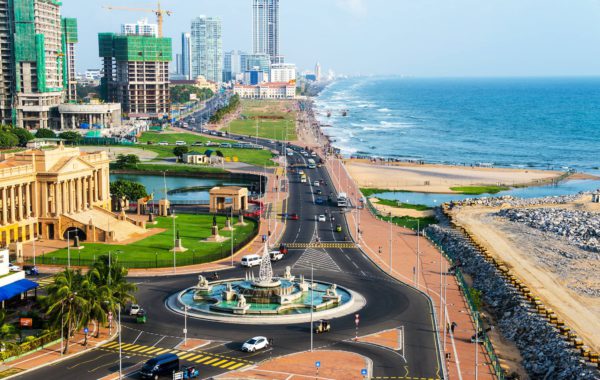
[388,212,393,274]
[230,207,234,267]
[416,218,420,290]
[183,305,189,346]
[310,264,314,352]
[118,304,122,379]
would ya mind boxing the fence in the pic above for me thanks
[1,330,61,362]
[426,231,506,380]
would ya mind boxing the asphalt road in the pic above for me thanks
[19,138,442,380]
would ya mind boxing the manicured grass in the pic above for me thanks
[113,163,227,174]
[373,198,432,211]
[449,185,510,195]
[360,188,410,197]
[228,100,298,141]
[380,215,437,231]
[37,214,258,268]
[139,132,278,167]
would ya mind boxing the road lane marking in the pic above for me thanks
[211,359,228,367]
[178,353,196,360]
[219,361,236,369]
[204,358,220,365]
[195,356,211,363]
[227,362,246,370]
[188,354,205,361]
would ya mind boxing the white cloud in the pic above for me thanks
[335,0,367,16]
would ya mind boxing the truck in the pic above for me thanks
[337,192,348,207]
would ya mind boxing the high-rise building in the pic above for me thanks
[99,29,172,118]
[181,32,192,79]
[252,0,282,64]
[62,18,78,103]
[121,19,157,37]
[175,54,182,74]
[190,16,222,83]
[0,0,73,129]
[270,63,296,83]
[315,62,322,82]
[223,50,245,82]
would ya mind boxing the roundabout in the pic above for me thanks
[167,246,366,324]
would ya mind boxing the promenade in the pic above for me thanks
[298,108,495,379]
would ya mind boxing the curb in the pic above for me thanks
[2,325,119,380]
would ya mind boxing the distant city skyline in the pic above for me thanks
[63,0,600,77]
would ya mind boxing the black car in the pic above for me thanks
[140,353,179,379]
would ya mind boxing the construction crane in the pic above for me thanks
[103,1,173,38]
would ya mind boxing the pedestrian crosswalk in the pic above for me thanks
[285,242,356,249]
[292,248,341,272]
[35,276,54,288]
[99,342,252,370]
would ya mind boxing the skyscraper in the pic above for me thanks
[181,32,192,80]
[252,0,282,64]
[62,18,78,103]
[223,50,246,82]
[190,16,223,83]
[315,62,322,82]
[0,0,72,128]
[121,19,157,37]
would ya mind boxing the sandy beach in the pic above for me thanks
[345,159,579,193]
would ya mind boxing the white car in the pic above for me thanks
[8,263,20,272]
[269,251,283,262]
[175,141,187,146]
[241,336,269,352]
[313,181,320,187]
[129,304,141,316]
[311,152,317,157]
[317,214,326,222]
[157,141,169,146]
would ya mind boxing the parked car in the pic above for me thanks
[175,141,187,146]
[317,215,326,222]
[220,143,232,148]
[289,213,299,220]
[8,263,20,272]
[191,141,204,146]
[241,254,261,268]
[241,336,269,352]
[140,353,179,379]
[129,304,141,316]
[23,265,38,275]
[313,181,320,187]
[157,141,169,146]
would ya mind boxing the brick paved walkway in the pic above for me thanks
[325,156,495,380]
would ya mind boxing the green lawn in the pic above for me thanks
[449,185,510,195]
[139,132,278,167]
[228,100,298,141]
[360,188,410,197]
[380,215,437,231]
[113,163,227,174]
[36,214,258,268]
[372,198,432,211]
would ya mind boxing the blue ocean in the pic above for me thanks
[315,77,600,174]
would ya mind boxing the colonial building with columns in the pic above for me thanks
[0,144,114,247]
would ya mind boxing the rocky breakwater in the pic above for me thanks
[426,224,600,379]
[497,208,600,253]
[447,192,592,209]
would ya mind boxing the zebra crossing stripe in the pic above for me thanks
[219,361,236,369]
[144,347,163,354]
[103,342,119,348]
[137,346,157,353]
[188,354,204,362]
[227,362,245,370]
[178,353,196,360]
[129,345,148,352]
[154,348,170,355]
[195,356,211,363]
[211,359,228,367]
[204,358,220,365]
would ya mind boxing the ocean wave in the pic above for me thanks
[377,108,391,112]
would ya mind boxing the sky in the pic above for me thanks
[62,0,600,77]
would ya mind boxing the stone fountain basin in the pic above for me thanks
[166,279,366,325]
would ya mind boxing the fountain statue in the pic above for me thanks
[251,244,281,288]
[237,294,247,308]
[193,274,213,301]
[283,266,294,281]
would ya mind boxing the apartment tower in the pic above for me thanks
[252,0,282,64]
[190,16,222,83]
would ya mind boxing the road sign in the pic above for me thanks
[315,361,321,368]
[361,368,368,376]
[183,328,187,334]
[84,327,89,334]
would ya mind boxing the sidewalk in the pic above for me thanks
[32,161,288,277]
[325,156,495,380]
[0,322,116,379]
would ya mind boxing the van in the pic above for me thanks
[241,254,261,268]
[140,353,179,379]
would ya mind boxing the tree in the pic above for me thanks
[0,310,17,341]
[0,130,19,149]
[11,128,34,147]
[173,146,189,160]
[35,128,56,139]
[44,269,89,354]
[171,85,213,104]
[59,131,82,145]
[110,179,148,201]
[114,154,140,169]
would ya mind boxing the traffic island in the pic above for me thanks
[215,349,372,380]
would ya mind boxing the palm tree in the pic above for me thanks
[0,310,17,342]
[44,269,89,354]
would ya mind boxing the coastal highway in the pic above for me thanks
[18,142,442,380]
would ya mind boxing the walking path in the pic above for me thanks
[296,106,495,379]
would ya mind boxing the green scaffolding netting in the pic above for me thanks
[98,33,172,62]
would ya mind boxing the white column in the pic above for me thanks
[25,183,31,218]
[55,181,62,216]
[41,183,48,218]
[69,180,74,213]
[1,187,6,225]
[9,186,15,223]
[88,176,94,208]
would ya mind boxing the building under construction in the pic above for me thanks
[99,31,172,119]
[61,17,78,103]
[0,0,78,129]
